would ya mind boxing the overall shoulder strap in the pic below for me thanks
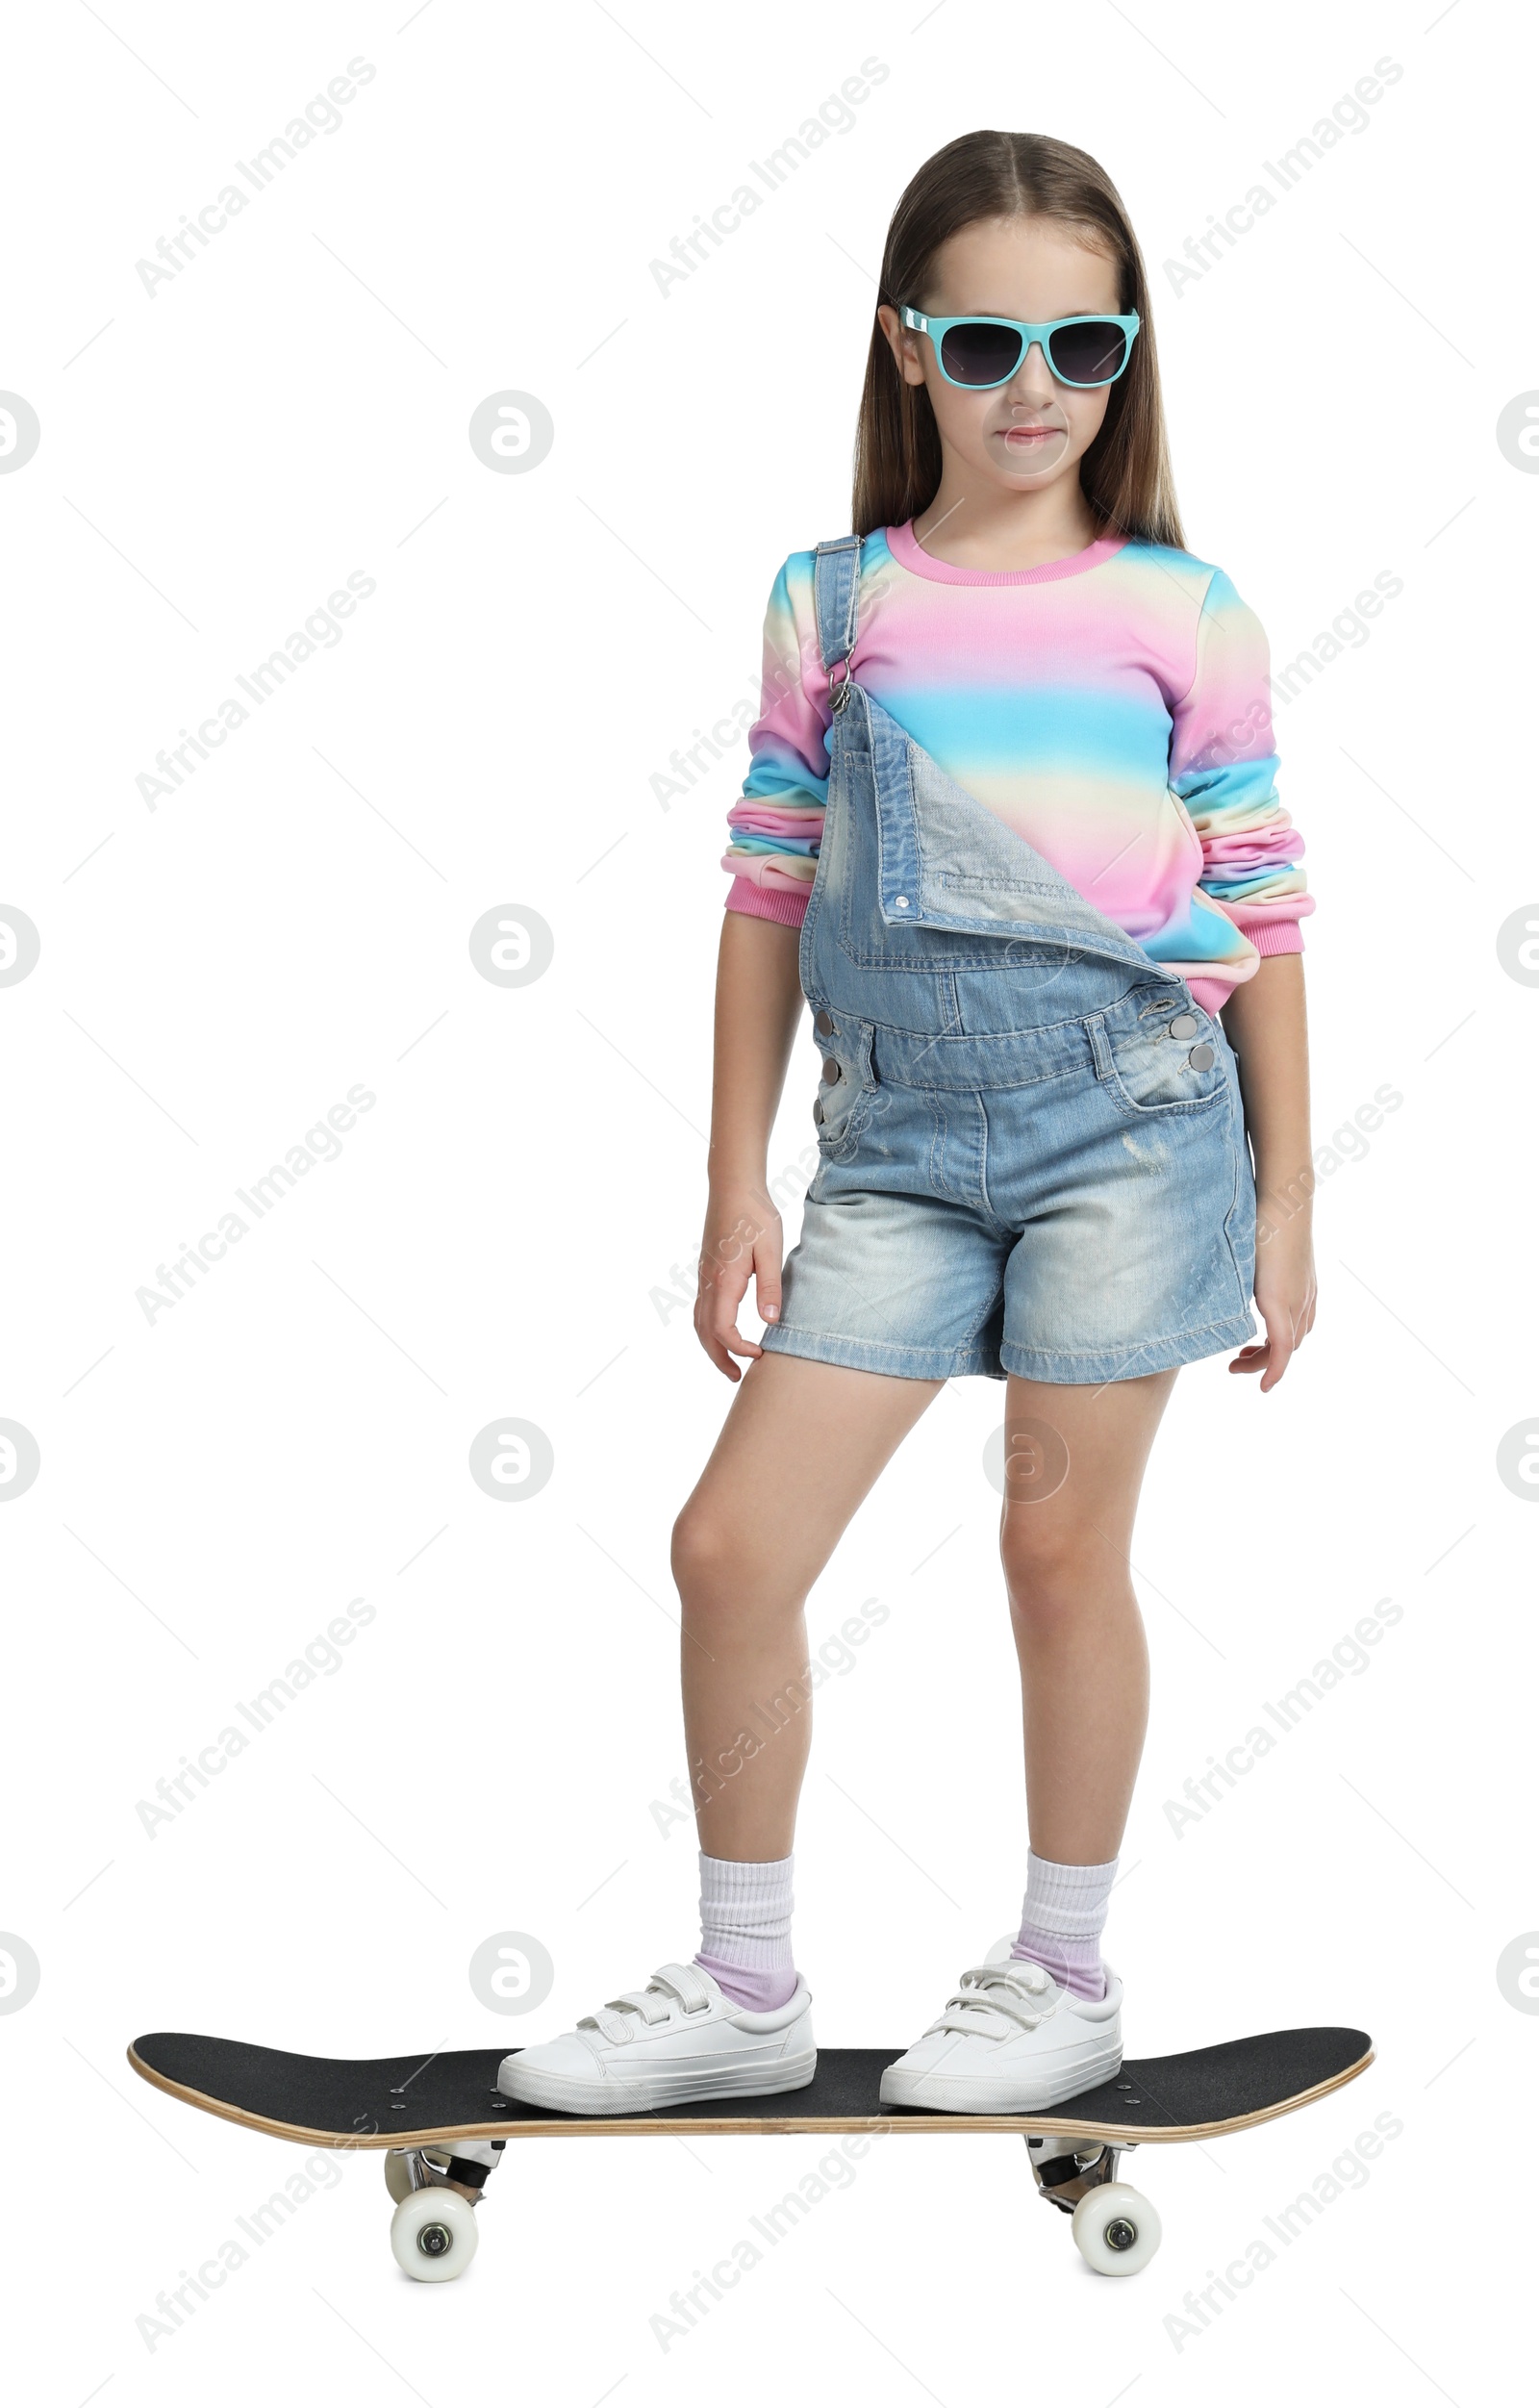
[812,535,863,684]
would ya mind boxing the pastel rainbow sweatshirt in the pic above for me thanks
[722,520,1311,1012]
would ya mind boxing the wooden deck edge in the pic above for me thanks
[128,2041,1374,2149]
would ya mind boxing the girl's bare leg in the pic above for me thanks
[671,1351,945,1859]
[998,1370,1177,1863]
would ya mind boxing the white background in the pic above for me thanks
[1,0,1533,2398]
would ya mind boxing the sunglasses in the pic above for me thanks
[899,305,1141,391]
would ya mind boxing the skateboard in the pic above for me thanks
[130,2023,1373,2280]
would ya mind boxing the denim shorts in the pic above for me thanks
[759,987,1257,1386]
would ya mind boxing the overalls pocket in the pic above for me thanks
[1094,995,1232,1117]
[810,1014,877,1160]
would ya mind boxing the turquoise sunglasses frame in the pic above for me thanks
[898,305,1141,391]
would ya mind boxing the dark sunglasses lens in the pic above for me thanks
[939,319,1024,386]
[1047,319,1128,386]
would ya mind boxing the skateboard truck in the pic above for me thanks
[1024,2133,1161,2274]
[383,2139,506,2282]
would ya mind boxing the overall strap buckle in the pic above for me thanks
[812,534,863,701]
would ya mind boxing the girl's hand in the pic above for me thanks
[1230,1200,1317,1391]
[694,1184,784,1381]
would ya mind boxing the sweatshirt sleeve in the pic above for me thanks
[722,552,832,928]
[1170,569,1313,957]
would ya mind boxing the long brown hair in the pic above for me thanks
[852,131,1183,547]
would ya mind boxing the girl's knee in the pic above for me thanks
[999,1515,1108,1613]
[670,1499,738,1595]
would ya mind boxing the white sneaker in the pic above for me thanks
[878,1955,1123,2115]
[496,1960,816,2116]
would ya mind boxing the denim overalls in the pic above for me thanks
[756,533,1258,1387]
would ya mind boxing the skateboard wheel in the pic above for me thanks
[391,2187,480,2283]
[1071,2182,1161,2276]
[384,2150,416,2204]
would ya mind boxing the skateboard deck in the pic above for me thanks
[130,2025,1371,2144]
[129,2026,1373,2281]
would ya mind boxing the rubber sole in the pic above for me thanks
[878,2044,1124,2117]
[496,2050,820,2117]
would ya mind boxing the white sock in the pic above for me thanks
[1011,1849,1119,2001]
[694,1851,797,2010]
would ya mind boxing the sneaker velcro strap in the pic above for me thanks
[580,1960,718,2042]
[650,1962,715,2015]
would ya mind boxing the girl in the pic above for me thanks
[500,130,1314,2117]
